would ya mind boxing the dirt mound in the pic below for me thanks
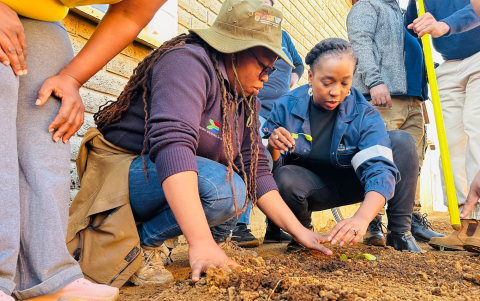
[119,216,480,301]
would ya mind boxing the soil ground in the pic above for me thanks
[119,215,480,301]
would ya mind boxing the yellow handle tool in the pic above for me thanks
[417,0,461,230]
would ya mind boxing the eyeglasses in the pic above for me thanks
[246,49,277,79]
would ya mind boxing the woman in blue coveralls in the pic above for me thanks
[263,38,422,252]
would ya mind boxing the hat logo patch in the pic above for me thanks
[255,12,281,27]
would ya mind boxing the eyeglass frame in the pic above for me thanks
[246,49,278,79]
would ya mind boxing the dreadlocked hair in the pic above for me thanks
[305,38,358,73]
[93,33,259,217]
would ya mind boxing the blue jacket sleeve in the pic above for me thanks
[405,0,418,37]
[441,4,480,36]
[283,32,304,78]
[261,101,287,171]
[353,106,400,202]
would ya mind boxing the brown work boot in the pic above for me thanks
[429,219,478,251]
[130,244,175,286]
[463,221,480,253]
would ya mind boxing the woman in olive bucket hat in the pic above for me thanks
[78,0,331,285]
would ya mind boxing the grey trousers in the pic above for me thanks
[0,18,83,299]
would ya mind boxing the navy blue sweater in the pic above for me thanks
[258,30,304,118]
[405,0,480,60]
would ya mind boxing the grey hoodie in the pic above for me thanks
[347,0,407,96]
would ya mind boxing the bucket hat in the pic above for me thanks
[189,0,294,67]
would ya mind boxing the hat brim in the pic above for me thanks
[189,27,294,68]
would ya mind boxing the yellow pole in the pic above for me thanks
[417,0,461,230]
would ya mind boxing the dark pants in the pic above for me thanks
[270,130,418,233]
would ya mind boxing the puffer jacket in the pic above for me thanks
[262,85,400,202]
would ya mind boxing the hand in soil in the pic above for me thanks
[328,216,369,246]
[292,227,333,256]
[189,242,240,282]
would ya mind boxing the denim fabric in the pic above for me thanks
[129,156,246,246]
[272,130,418,233]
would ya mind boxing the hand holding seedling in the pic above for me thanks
[268,127,295,152]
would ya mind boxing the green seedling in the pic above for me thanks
[340,254,348,262]
[291,133,312,141]
[440,246,445,252]
[353,253,376,261]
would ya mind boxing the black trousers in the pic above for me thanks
[271,130,418,233]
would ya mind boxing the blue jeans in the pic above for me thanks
[129,156,246,246]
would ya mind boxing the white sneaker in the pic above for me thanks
[0,291,14,301]
[130,244,175,286]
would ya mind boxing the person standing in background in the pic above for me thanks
[230,0,305,248]
[347,0,443,247]
[0,0,167,300]
[406,0,480,253]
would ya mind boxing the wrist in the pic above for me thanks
[439,21,451,36]
[60,71,83,88]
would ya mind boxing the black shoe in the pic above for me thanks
[386,231,422,252]
[230,223,260,248]
[264,227,293,244]
[363,214,386,247]
[411,212,445,243]
[286,239,304,252]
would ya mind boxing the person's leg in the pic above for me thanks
[384,130,422,252]
[12,18,85,300]
[0,64,20,297]
[436,60,469,213]
[130,156,246,247]
[363,97,408,245]
[429,58,480,251]
[462,52,480,221]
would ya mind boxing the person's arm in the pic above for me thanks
[163,172,238,281]
[0,1,27,76]
[328,105,399,246]
[407,4,480,38]
[35,0,168,143]
[257,190,332,255]
[283,32,304,88]
[460,170,480,218]
[147,46,239,281]
[346,2,391,109]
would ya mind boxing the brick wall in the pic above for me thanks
[178,0,352,85]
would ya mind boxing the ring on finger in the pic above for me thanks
[274,134,279,140]
[351,228,358,236]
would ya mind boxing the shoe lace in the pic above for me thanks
[143,246,172,268]
[419,213,434,230]
[369,217,387,233]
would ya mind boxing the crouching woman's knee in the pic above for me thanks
[388,130,419,175]
[198,170,246,225]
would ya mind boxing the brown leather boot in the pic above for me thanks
[464,221,480,253]
[428,219,478,251]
